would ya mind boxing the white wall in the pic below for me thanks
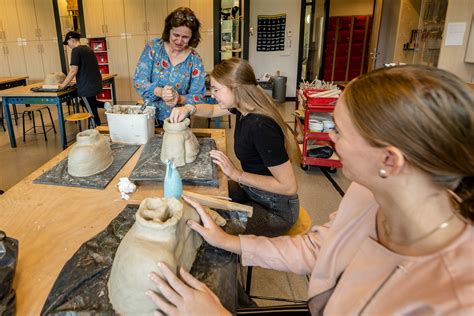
[329,0,373,16]
[438,0,474,82]
[249,0,301,97]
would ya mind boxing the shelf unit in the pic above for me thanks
[323,15,372,82]
[88,37,112,102]
[295,89,342,171]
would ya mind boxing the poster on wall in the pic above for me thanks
[257,14,286,51]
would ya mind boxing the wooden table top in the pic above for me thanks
[0,76,29,85]
[0,74,117,98]
[0,127,227,315]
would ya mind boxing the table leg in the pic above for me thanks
[56,99,67,149]
[2,97,17,148]
[111,78,117,104]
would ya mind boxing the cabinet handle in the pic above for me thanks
[147,22,150,32]
[0,30,5,40]
[102,24,105,34]
[5,46,9,54]
[143,22,147,32]
[38,28,42,37]
[105,24,108,34]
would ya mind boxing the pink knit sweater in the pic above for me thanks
[240,183,474,315]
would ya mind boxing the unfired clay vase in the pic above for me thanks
[67,129,113,177]
[160,118,199,167]
[108,197,202,315]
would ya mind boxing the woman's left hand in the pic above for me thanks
[209,150,240,181]
[147,262,231,316]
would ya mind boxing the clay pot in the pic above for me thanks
[67,129,113,177]
[108,197,202,315]
[160,118,199,167]
[44,72,66,85]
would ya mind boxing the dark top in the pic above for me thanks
[70,45,102,97]
[231,108,289,176]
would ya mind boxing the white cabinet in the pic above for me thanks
[83,0,105,37]
[0,45,11,75]
[23,40,45,82]
[167,0,190,12]
[0,0,22,42]
[15,0,56,40]
[107,36,131,101]
[123,0,167,36]
[145,0,168,35]
[83,0,126,38]
[3,43,27,76]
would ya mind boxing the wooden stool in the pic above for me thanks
[65,112,94,144]
[245,207,312,297]
[22,106,56,142]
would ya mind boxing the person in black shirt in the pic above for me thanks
[170,58,300,237]
[59,31,107,126]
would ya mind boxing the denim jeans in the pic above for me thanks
[229,181,299,237]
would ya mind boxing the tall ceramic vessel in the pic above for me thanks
[67,129,113,177]
[108,197,202,315]
[160,118,199,167]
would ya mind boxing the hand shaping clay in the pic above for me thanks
[67,129,113,177]
[108,197,202,315]
[160,118,199,167]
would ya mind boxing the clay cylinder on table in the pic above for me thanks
[160,118,199,167]
[67,129,113,177]
[108,197,202,315]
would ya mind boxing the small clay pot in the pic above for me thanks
[67,129,113,177]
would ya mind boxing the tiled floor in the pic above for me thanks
[0,100,350,307]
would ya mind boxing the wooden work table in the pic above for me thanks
[0,128,227,315]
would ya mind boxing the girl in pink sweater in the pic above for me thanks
[147,65,473,315]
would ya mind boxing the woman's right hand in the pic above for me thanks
[170,106,191,123]
[183,196,241,254]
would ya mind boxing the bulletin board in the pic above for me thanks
[257,13,286,51]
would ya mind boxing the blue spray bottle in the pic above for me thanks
[163,159,183,199]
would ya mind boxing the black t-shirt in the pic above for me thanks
[231,109,289,176]
[70,45,102,97]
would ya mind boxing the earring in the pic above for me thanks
[378,169,388,179]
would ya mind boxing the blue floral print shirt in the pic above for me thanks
[133,38,205,121]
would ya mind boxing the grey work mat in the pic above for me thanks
[129,136,219,187]
[33,143,140,189]
[41,204,248,315]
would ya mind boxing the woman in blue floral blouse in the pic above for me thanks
[133,7,206,125]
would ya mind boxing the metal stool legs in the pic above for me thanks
[22,107,57,142]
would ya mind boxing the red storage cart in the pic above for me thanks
[295,89,342,172]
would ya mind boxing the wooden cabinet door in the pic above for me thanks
[15,0,39,40]
[103,0,126,37]
[22,40,44,82]
[0,45,11,76]
[167,0,190,13]
[83,0,105,38]
[0,0,22,42]
[145,0,168,35]
[41,39,61,74]
[107,36,131,101]
[34,0,57,40]
[5,42,27,76]
[123,0,147,35]
[127,35,148,102]
[190,0,213,32]
[196,31,214,72]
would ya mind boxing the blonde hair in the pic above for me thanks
[211,58,299,162]
[344,65,474,221]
